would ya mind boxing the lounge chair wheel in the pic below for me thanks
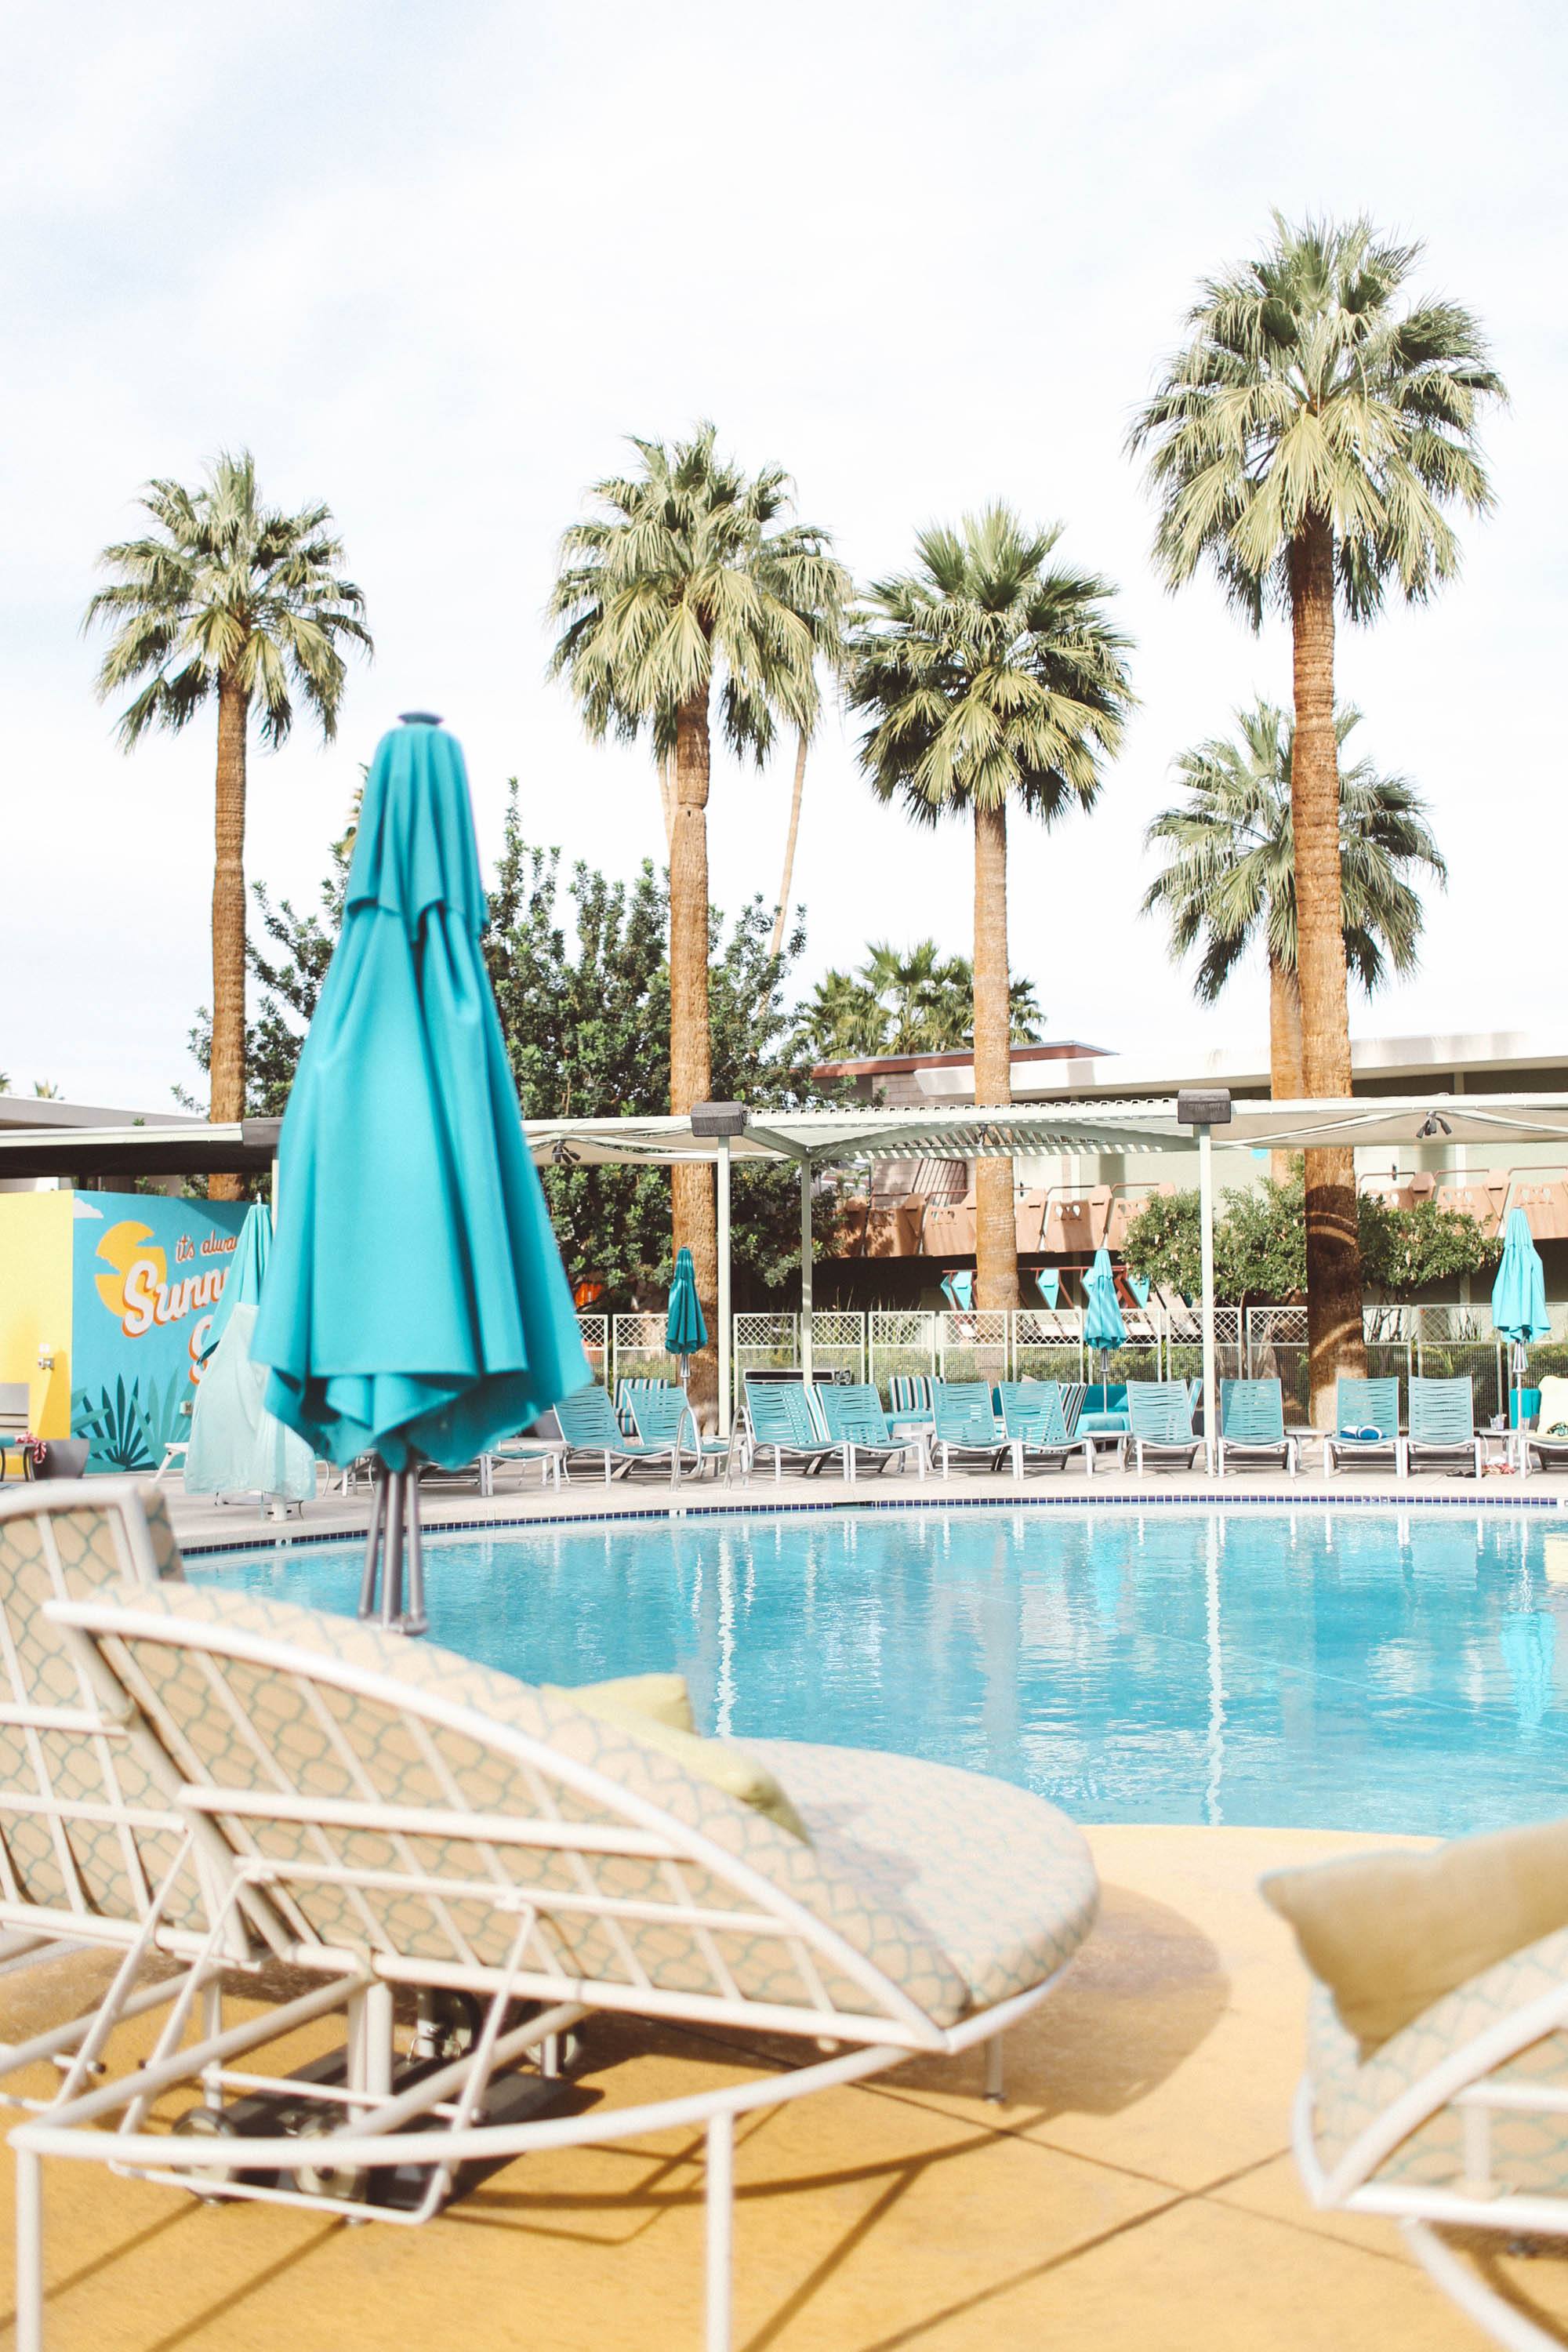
[283,2108,369,2203]
[170,2103,241,2199]
[411,1988,485,2060]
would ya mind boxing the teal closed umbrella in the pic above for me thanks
[253,715,588,1630]
[1083,1247,1126,1398]
[1492,1207,1550,1428]
[665,1247,706,1384]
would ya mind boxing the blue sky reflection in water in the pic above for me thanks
[194,1508,1568,1837]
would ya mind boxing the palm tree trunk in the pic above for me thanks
[971,800,1018,1309]
[669,694,717,1413]
[1268,955,1305,1183]
[657,750,675,852]
[209,673,249,1203]
[768,729,808,960]
[1290,513,1365,1420]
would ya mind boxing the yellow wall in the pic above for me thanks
[0,1192,75,1444]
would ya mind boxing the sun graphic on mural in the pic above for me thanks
[94,1221,165,1322]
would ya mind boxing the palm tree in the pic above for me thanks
[1144,699,1446,1171]
[85,452,370,1194]
[802,943,1044,1064]
[1129,214,1504,1417]
[549,425,849,1388]
[847,505,1133,1307]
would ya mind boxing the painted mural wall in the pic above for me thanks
[70,1192,249,1472]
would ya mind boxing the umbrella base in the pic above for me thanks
[358,1461,428,1635]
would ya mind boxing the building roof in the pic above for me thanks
[813,1026,1568,1106]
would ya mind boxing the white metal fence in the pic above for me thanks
[572,1301,1568,1417]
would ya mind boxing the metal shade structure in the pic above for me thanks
[14,1091,1568,1448]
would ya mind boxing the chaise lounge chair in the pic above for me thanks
[1216,1378,1298,1475]
[931,1381,1022,1479]
[995,1381,1094,1478]
[1323,1377,1405,1478]
[1405,1375,1483,1479]
[556,1383,689,1486]
[1267,1820,1568,2352]
[11,1487,1102,2352]
[0,1481,275,2105]
[816,1384,927,1480]
[628,1385,737,1482]
[1123,1380,1206,1474]
[742,1377,848,1482]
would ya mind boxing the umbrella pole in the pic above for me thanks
[382,1468,406,1628]
[402,1468,427,1636]
[358,1464,387,1619]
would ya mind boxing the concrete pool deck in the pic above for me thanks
[158,1452,1568,1555]
[4,1824,1566,2350]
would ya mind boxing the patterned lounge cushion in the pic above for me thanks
[1305,1926,1568,2196]
[0,1486,202,1932]
[750,1740,1099,2009]
[70,1580,976,2027]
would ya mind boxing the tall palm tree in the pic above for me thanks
[549,426,849,1388]
[1130,214,1504,1417]
[847,505,1133,1307]
[85,452,370,1194]
[1144,699,1446,1171]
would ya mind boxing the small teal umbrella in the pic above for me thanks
[254,715,588,1630]
[198,1200,270,1362]
[1493,1207,1550,1428]
[187,1203,314,1504]
[1083,1247,1127,1398]
[666,1247,707,1381]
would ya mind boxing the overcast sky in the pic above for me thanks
[2,0,1562,1109]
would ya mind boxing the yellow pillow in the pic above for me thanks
[550,1674,810,1842]
[1261,1817,1568,2056]
[564,1672,695,1733]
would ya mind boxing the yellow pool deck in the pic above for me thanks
[5,1824,1566,2351]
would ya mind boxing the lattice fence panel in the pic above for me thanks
[1012,1308,1083,1385]
[611,1312,680,1392]
[808,1311,865,1384]
[868,1311,937,1402]
[575,1314,609,1386]
[936,1309,1011,1385]
[732,1314,800,1406]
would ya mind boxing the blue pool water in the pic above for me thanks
[193,1507,1568,1837]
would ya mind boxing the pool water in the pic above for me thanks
[193,1507,1568,1838]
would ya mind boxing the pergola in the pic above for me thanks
[521,1091,1568,1432]
[8,1091,1568,1439]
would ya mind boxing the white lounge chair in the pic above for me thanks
[0,1481,289,2103]
[11,1491,1101,2352]
[1287,1905,1568,2350]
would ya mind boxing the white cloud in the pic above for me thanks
[2,0,1562,1105]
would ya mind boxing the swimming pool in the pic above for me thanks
[193,1506,1566,1838]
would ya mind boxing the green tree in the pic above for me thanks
[548,425,849,1394]
[846,504,1132,1305]
[1130,215,1504,1419]
[1124,1166,1497,1307]
[85,451,371,1191]
[189,788,840,1292]
[1143,699,1446,1167]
